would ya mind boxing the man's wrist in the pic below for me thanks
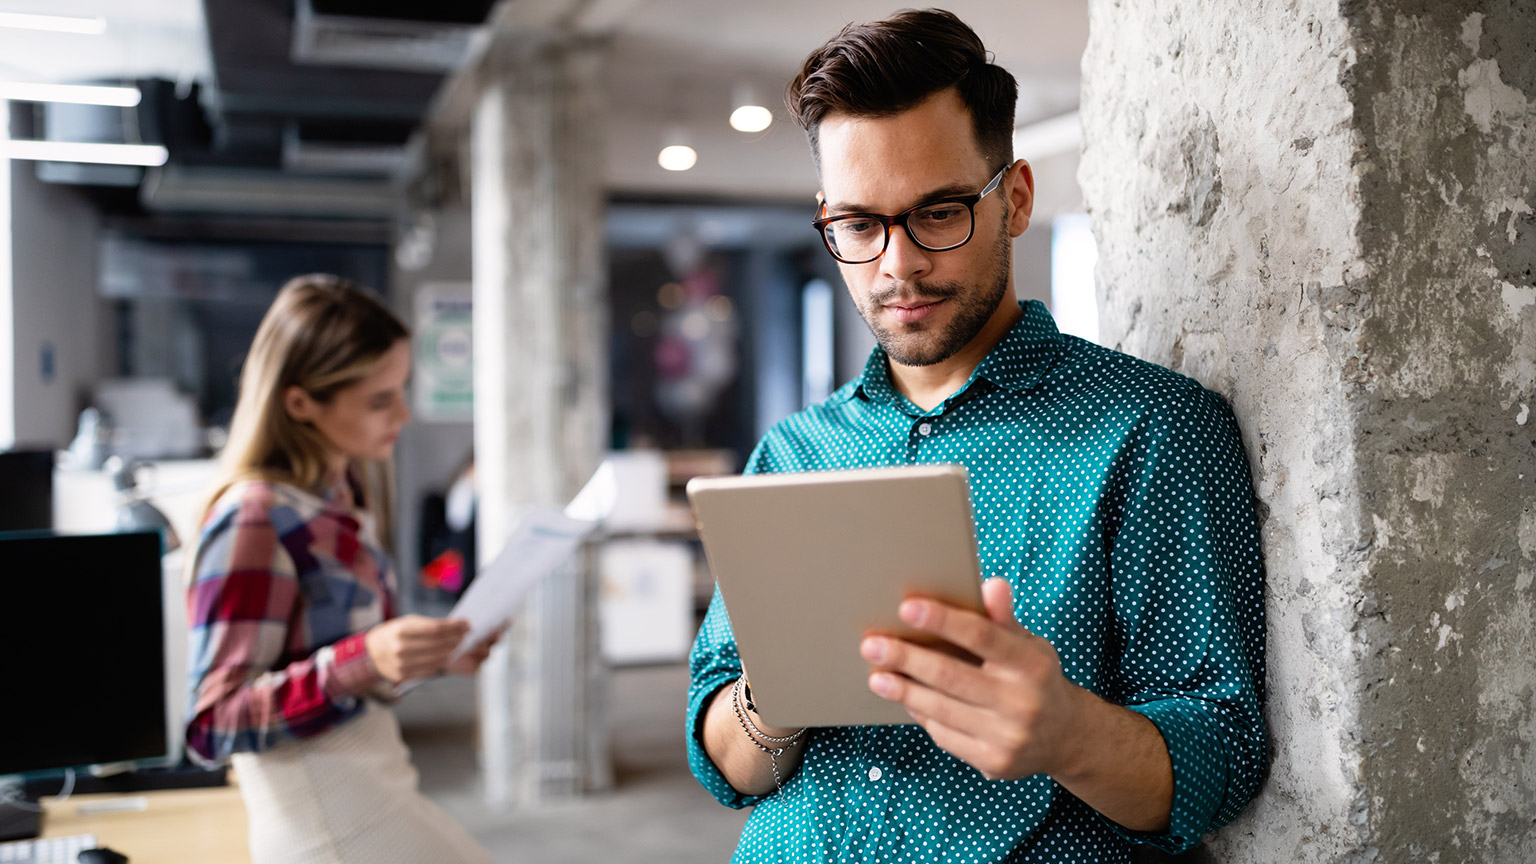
[1044,681,1098,783]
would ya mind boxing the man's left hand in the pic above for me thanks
[860,577,1086,781]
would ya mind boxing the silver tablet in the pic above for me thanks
[687,464,984,727]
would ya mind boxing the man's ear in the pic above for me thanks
[1006,159,1035,238]
[284,386,317,424]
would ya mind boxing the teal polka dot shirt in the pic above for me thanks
[686,301,1268,862]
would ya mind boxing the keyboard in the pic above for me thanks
[0,833,97,863]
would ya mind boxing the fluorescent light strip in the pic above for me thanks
[4,140,167,167]
[0,12,107,34]
[1012,111,1082,160]
[0,82,142,107]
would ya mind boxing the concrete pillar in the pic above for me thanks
[470,34,611,807]
[1080,0,1533,860]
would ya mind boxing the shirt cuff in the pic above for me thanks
[1112,698,1231,854]
[685,671,768,810]
[323,631,385,699]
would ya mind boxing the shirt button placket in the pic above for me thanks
[908,419,934,461]
[860,762,892,854]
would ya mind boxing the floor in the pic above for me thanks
[394,663,750,863]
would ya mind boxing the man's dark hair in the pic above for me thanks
[786,8,1018,174]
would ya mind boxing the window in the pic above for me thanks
[1051,213,1099,344]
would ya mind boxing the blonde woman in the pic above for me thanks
[185,274,495,864]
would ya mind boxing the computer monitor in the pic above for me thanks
[0,531,175,777]
[0,450,53,532]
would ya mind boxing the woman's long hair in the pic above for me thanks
[198,273,409,536]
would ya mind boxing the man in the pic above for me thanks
[687,9,1267,862]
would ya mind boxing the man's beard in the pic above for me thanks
[855,220,1012,368]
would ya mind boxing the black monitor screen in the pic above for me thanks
[0,450,53,532]
[0,531,168,775]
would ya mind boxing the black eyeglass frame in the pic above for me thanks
[811,165,1009,264]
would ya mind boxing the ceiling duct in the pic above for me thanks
[281,122,411,176]
[290,0,495,74]
[140,165,399,218]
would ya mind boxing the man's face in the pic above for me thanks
[817,89,1032,368]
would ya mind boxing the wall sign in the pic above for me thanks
[413,282,473,421]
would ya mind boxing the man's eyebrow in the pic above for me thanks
[825,181,980,215]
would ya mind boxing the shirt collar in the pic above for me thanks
[838,299,1065,406]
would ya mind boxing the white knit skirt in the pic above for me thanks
[231,703,494,864]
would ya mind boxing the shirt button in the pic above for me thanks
[917,422,932,437]
[868,766,883,781]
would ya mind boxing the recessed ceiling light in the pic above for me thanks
[658,145,697,172]
[729,105,772,133]
[0,12,107,35]
[729,85,773,133]
[0,83,142,108]
[658,126,696,171]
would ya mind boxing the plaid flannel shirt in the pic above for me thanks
[185,476,395,765]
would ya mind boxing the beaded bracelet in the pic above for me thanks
[730,676,805,792]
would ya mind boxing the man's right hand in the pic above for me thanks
[363,615,472,683]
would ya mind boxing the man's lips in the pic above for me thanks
[883,297,947,323]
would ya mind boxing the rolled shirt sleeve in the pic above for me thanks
[685,585,773,810]
[1103,383,1268,852]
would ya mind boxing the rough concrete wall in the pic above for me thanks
[1345,2,1535,859]
[1080,0,1534,860]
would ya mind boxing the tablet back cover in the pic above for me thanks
[688,464,983,727]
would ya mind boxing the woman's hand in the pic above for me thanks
[363,615,471,683]
[443,626,506,676]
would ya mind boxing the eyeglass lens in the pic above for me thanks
[823,201,973,263]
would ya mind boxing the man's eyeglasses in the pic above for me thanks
[812,165,1008,265]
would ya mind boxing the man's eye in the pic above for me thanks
[837,218,877,235]
[916,205,966,225]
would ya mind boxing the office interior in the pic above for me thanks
[0,1,1097,861]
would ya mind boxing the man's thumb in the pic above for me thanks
[981,577,1016,625]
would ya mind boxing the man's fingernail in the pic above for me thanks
[869,673,896,697]
[899,600,925,626]
[860,637,888,663]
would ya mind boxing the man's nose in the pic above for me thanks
[877,224,933,284]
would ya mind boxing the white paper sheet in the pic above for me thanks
[441,464,617,660]
[445,507,599,658]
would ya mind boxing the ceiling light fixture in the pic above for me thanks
[0,83,142,107]
[3,140,168,167]
[658,126,696,172]
[729,85,772,133]
[0,12,107,35]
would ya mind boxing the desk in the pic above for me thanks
[42,786,249,864]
